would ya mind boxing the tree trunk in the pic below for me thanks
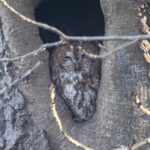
[0,0,149,150]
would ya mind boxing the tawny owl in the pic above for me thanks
[50,42,101,122]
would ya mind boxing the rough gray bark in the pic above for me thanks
[0,0,149,150]
[0,0,51,149]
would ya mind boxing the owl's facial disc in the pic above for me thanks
[62,50,83,71]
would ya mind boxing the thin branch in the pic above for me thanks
[130,137,150,150]
[1,0,150,42]
[82,40,138,59]
[49,84,94,150]
[0,0,66,39]
[0,61,42,95]
[113,137,150,150]
[64,34,150,41]
[0,41,63,62]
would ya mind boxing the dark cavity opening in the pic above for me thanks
[35,0,105,43]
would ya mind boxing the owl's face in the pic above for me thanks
[55,43,99,72]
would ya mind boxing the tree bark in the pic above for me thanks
[0,0,150,150]
[0,1,51,149]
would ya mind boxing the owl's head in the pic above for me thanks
[54,42,100,72]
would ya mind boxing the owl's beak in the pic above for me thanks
[74,64,81,71]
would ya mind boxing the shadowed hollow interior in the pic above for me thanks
[35,0,105,43]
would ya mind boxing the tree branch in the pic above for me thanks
[82,40,138,59]
[64,34,150,41]
[0,61,42,95]
[130,137,150,150]
[0,41,63,62]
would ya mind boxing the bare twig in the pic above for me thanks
[0,61,42,95]
[49,84,94,150]
[82,40,138,59]
[64,34,150,41]
[130,137,150,150]
[113,137,150,150]
[0,41,63,62]
[1,0,150,42]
